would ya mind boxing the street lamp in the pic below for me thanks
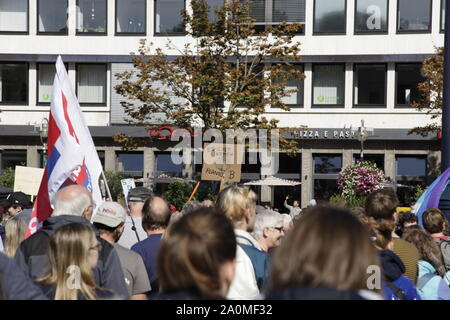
[355,120,369,162]
[40,118,49,167]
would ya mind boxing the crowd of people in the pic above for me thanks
[0,183,450,300]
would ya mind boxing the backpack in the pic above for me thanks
[438,239,450,271]
[238,244,269,291]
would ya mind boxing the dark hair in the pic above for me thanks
[397,211,418,228]
[142,196,171,231]
[268,207,379,294]
[403,228,446,276]
[157,207,236,298]
[365,189,399,220]
[422,208,447,234]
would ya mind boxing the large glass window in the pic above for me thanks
[76,0,107,34]
[355,0,388,33]
[314,0,346,34]
[442,0,446,31]
[155,0,185,34]
[116,0,146,34]
[314,154,342,174]
[312,64,345,107]
[37,64,54,104]
[0,0,28,33]
[1,150,27,170]
[0,63,28,105]
[249,0,305,26]
[354,64,386,107]
[281,65,304,107]
[76,64,107,105]
[156,153,183,174]
[396,155,426,206]
[38,0,68,34]
[353,154,384,169]
[397,0,431,32]
[313,154,342,201]
[396,64,424,107]
[116,152,144,176]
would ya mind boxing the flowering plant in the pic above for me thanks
[337,161,386,198]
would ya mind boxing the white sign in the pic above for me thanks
[121,178,136,206]
[14,166,45,196]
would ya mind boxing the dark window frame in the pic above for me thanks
[75,0,108,35]
[37,0,68,35]
[441,0,445,33]
[396,0,432,34]
[153,0,187,36]
[116,151,144,177]
[0,62,29,106]
[394,63,424,109]
[311,63,346,108]
[313,0,347,35]
[36,62,68,106]
[312,153,343,175]
[395,155,427,179]
[0,0,29,35]
[75,63,107,106]
[271,63,304,108]
[352,63,387,108]
[115,0,147,36]
[353,0,389,35]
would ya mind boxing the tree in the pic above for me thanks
[0,167,14,189]
[114,0,305,152]
[410,47,444,136]
[104,170,134,201]
[164,181,193,211]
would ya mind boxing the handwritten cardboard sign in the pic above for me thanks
[14,166,45,196]
[201,143,243,182]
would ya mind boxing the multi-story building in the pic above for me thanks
[0,0,444,208]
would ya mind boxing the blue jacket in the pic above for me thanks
[379,250,421,300]
[416,260,450,300]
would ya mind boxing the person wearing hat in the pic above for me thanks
[118,187,153,249]
[1,192,32,227]
[93,202,151,300]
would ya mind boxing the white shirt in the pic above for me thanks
[226,229,261,300]
[117,216,148,249]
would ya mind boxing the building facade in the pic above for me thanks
[0,0,444,208]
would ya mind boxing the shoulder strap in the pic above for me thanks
[384,280,407,300]
[417,273,436,290]
[236,235,256,248]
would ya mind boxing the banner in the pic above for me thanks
[13,166,45,196]
[26,56,104,238]
[201,143,242,182]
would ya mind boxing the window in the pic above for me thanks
[314,0,346,34]
[396,64,424,107]
[353,64,386,107]
[442,0,446,31]
[0,63,28,105]
[313,154,342,201]
[248,0,305,29]
[396,155,426,206]
[116,0,146,34]
[76,64,107,105]
[97,150,105,168]
[397,0,431,33]
[0,0,28,33]
[0,150,27,170]
[354,0,388,34]
[312,64,345,107]
[116,152,143,176]
[156,153,183,174]
[275,65,304,107]
[155,0,185,34]
[205,0,223,22]
[353,154,384,169]
[38,0,68,34]
[76,0,107,34]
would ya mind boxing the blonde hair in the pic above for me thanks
[37,223,98,300]
[4,216,27,258]
[215,186,257,227]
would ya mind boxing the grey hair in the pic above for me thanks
[280,214,292,229]
[52,191,92,217]
[181,201,204,215]
[252,212,283,240]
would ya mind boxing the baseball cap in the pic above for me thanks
[92,202,127,228]
[127,187,153,203]
[5,192,32,208]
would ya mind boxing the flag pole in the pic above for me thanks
[188,181,201,202]
[101,170,112,201]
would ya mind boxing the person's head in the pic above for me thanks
[280,214,293,232]
[365,189,399,221]
[5,192,31,217]
[39,223,99,300]
[4,215,27,258]
[215,186,257,232]
[142,196,171,233]
[127,187,153,217]
[397,211,418,230]
[252,212,285,251]
[293,200,300,208]
[422,208,448,234]
[181,201,204,215]
[201,199,214,207]
[52,185,94,221]
[268,207,379,295]
[158,207,236,298]
[92,202,127,243]
[351,207,366,220]
[403,228,446,276]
